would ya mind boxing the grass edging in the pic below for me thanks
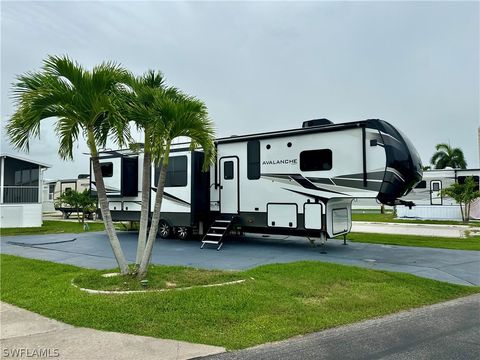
[70,278,251,295]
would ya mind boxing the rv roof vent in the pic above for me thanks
[302,118,333,128]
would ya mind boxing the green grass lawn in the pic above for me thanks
[1,254,478,349]
[352,212,479,227]
[345,233,480,251]
[0,220,106,236]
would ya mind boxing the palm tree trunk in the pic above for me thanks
[86,129,129,274]
[91,157,130,274]
[137,142,171,279]
[459,201,465,222]
[136,150,151,264]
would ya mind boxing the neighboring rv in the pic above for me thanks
[398,168,480,220]
[53,175,93,218]
[90,119,422,248]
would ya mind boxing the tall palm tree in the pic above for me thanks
[7,55,131,274]
[430,143,467,169]
[136,89,216,279]
[126,70,166,265]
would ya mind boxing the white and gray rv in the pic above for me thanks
[90,119,423,248]
[398,168,480,220]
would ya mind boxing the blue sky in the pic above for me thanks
[1,1,478,178]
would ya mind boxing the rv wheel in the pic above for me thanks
[176,226,189,240]
[157,220,171,239]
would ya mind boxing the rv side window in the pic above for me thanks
[100,162,113,177]
[432,182,440,191]
[415,180,426,189]
[165,156,188,187]
[300,149,332,171]
[224,161,234,180]
[458,176,479,191]
[247,140,260,180]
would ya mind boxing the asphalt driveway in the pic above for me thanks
[200,294,480,360]
[1,231,479,286]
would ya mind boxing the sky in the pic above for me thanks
[1,1,479,179]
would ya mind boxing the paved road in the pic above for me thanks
[1,231,479,285]
[0,302,224,360]
[199,294,480,360]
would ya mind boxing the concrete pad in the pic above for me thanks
[2,230,479,285]
[351,221,477,238]
[0,302,225,360]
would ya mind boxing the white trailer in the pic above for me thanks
[398,168,480,220]
[91,119,423,248]
[53,175,92,218]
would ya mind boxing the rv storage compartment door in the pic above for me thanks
[267,203,297,228]
[109,201,122,211]
[326,199,352,237]
[304,203,323,230]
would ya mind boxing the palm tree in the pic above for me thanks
[125,70,166,265]
[7,55,132,274]
[136,89,216,279]
[430,143,467,169]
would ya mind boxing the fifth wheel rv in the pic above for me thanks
[90,118,423,249]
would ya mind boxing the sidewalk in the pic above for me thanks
[351,221,480,238]
[0,302,225,360]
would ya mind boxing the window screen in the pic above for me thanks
[415,180,426,189]
[458,176,479,191]
[247,140,260,180]
[100,162,113,177]
[224,161,234,180]
[300,149,332,171]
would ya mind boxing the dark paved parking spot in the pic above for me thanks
[1,231,479,285]
[200,294,480,360]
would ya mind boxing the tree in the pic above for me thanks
[430,143,467,169]
[442,177,480,223]
[125,70,167,265]
[135,89,216,279]
[7,55,132,274]
[55,189,96,226]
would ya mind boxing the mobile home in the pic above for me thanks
[398,168,480,220]
[91,119,423,248]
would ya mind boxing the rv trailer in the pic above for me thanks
[53,175,93,218]
[398,168,480,220]
[90,119,422,248]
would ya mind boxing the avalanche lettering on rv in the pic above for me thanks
[262,159,298,165]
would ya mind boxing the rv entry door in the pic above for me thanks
[220,157,239,214]
[430,180,442,205]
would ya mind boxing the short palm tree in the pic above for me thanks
[430,143,467,169]
[7,55,132,274]
[136,89,216,279]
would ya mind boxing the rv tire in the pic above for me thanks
[176,226,189,240]
[157,220,171,239]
